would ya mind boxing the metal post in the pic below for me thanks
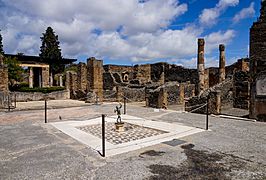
[102,114,105,157]
[124,97,126,114]
[45,99,47,123]
[206,95,209,130]
[14,94,17,108]
[8,95,10,112]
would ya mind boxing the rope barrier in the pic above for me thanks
[189,103,207,113]
[185,103,206,110]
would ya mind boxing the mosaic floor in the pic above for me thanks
[77,122,167,145]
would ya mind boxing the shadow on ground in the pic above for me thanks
[146,144,265,180]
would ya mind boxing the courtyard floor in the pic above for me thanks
[0,100,265,179]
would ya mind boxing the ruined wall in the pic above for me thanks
[165,64,198,84]
[233,71,250,109]
[11,90,70,102]
[103,65,133,73]
[146,82,195,108]
[133,64,151,84]
[151,63,165,84]
[249,1,266,121]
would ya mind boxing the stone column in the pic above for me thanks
[197,38,205,95]
[219,44,226,83]
[42,67,50,87]
[49,73,53,87]
[29,67,33,88]
[59,74,63,87]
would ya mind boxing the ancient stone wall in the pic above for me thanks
[151,63,165,83]
[249,1,266,121]
[146,82,195,108]
[103,65,133,73]
[233,71,250,109]
[133,64,151,84]
[11,90,70,102]
[165,64,198,84]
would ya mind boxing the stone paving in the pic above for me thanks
[0,100,265,179]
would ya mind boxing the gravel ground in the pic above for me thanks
[0,101,265,179]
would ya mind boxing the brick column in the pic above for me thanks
[87,57,103,101]
[197,38,205,95]
[219,44,226,83]
[0,54,8,92]
[77,62,88,92]
[179,84,185,105]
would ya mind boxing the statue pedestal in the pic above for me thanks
[115,122,125,132]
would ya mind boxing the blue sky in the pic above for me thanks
[0,0,262,68]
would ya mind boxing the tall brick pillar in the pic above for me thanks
[87,57,103,101]
[179,84,185,105]
[77,62,88,92]
[0,54,8,92]
[219,44,226,83]
[249,0,266,121]
[197,38,205,95]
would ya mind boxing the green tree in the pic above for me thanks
[39,27,63,74]
[4,57,24,87]
[0,30,4,55]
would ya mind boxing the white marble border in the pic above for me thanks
[50,115,204,157]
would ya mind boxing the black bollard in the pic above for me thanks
[124,97,126,114]
[7,95,10,112]
[206,95,209,130]
[14,94,17,108]
[102,114,105,157]
[45,99,47,123]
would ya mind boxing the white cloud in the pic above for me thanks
[233,2,255,23]
[205,30,236,53]
[0,0,238,66]
[199,0,239,26]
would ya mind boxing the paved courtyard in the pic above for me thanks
[0,100,265,179]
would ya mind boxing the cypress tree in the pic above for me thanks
[0,30,4,55]
[40,27,62,74]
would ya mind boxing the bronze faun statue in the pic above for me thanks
[114,103,122,123]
